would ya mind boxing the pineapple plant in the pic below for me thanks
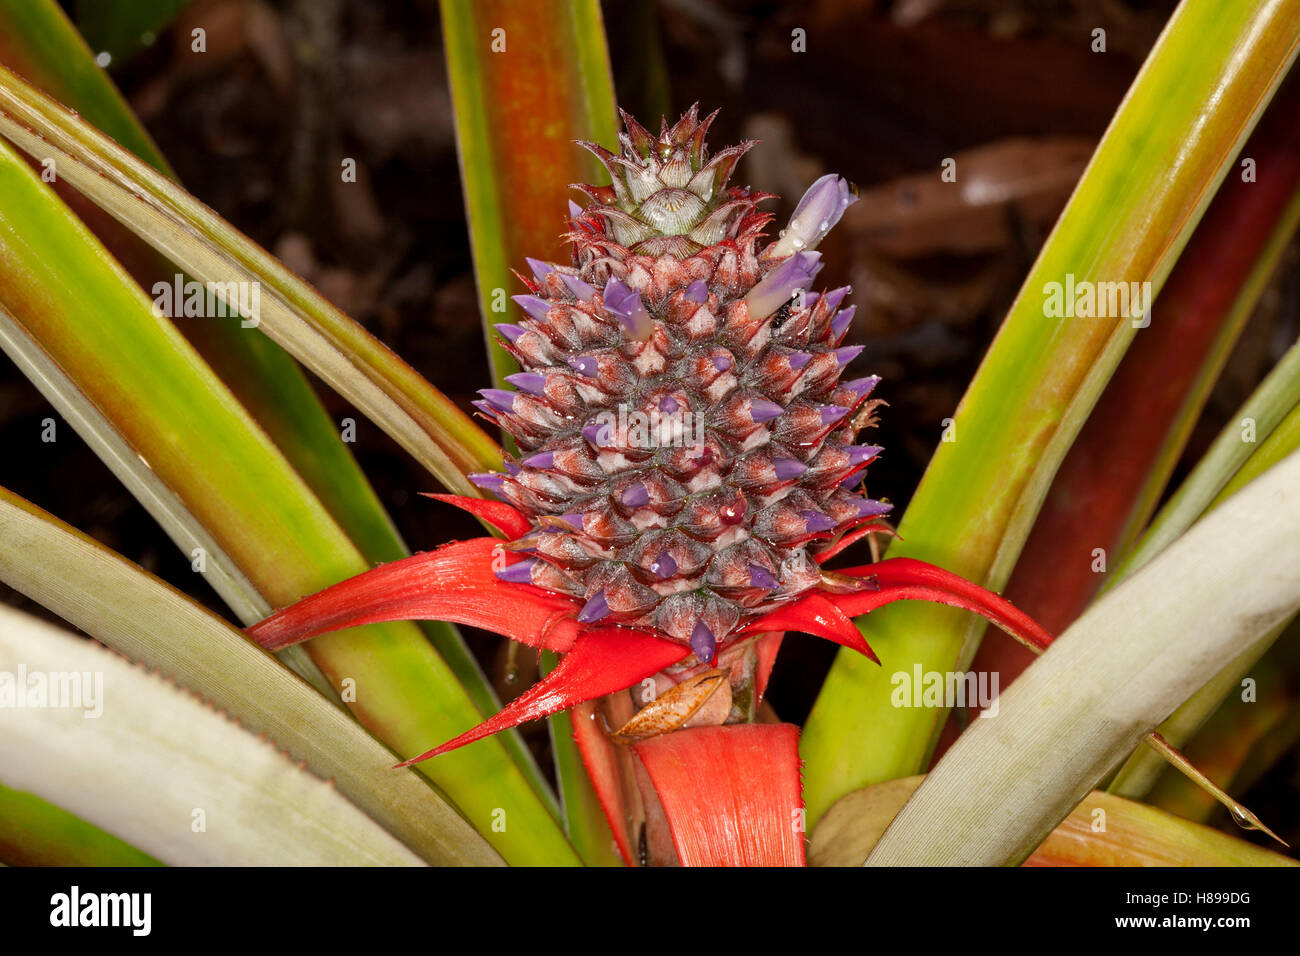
[2,0,1297,871]
[248,106,1049,776]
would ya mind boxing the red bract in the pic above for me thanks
[635,725,805,866]
[247,493,1053,865]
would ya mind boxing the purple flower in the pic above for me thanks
[495,558,537,584]
[577,590,610,623]
[835,345,865,366]
[820,286,851,312]
[505,372,547,395]
[830,305,857,340]
[749,398,784,423]
[525,258,555,282]
[479,389,517,413]
[745,251,823,321]
[773,458,808,481]
[684,279,710,303]
[854,498,893,518]
[511,295,551,321]
[582,422,613,445]
[847,444,883,465]
[800,510,836,533]
[603,278,654,340]
[689,620,716,663]
[842,375,881,397]
[622,483,650,508]
[651,552,678,578]
[468,472,507,494]
[560,273,597,300]
[769,174,858,258]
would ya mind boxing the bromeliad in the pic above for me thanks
[248,107,1051,862]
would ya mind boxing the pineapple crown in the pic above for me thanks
[570,105,760,257]
[471,105,884,664]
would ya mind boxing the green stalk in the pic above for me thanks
[543,652,625,866]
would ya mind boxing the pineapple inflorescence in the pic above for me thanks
[472,105,889,664]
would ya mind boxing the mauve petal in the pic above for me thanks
[578,590,611,623]
[768,174,858,257]
[512,294,551,321]
[689,620,716,663]
[745,251,823,320]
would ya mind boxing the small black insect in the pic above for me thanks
[770,300,794,328]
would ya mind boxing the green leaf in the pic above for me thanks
[984,90,1300,647]
[0,0,168,168]
[0,0,542,798]
[0,785,162,867]
[0,485,502,866]
[543,652,625,866]
[811,776,1294,867]
[864,449,1300,865]
[440,0,618,388]
[0,60,501,496]
[1106,335,1300,797]
[0,138,574,864]
[75,0,192,67]
[0,604,426,866]
[801,0,1300,827]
